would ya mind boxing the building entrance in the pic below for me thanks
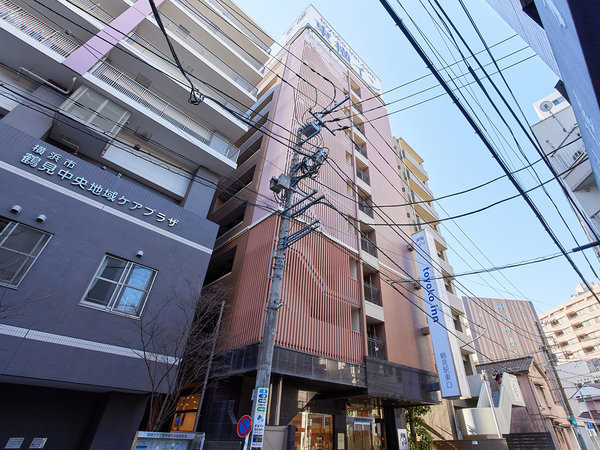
[291,412,333,449]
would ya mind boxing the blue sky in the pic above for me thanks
[234,0,598,313]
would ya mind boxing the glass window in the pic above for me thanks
[0,217,51,287]
[497,303,504,311]
[82,255,156,316]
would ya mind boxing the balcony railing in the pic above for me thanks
[0,0,79,57]
[354,142,367,158]
[90,61,239,162]
[364,283,381,306]
[160,15,256,95]
[361,237,377,257]
[67,0,114,23]
[358,198,373,218]
[202,0,271,52]
[367,336,385,359]
[356,167,370,186]
[123,33,244,116]
[174,0,263,70]
[354,121,366,136]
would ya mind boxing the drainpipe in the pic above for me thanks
[18,67,76,95]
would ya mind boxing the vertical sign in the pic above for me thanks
[250,388,269,449]
[413,230,470,398]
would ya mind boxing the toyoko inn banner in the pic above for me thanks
[413,230,470,398]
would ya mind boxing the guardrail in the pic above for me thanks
[91,61,239,162]
[0,0,79,57]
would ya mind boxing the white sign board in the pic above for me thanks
[278,5,382,94]
[398,429,409,450]
[413,230,470,398]
[250,388,269,449]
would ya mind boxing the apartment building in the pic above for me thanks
[484,0,600,194]
[540,283,600,363]
[556,358,600,448]
[530,91,600,260]
[0,0,271,447]
[464,297,548,367]
[196,6,448,449]
[394,137,476,440]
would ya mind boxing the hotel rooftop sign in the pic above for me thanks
[279,5,382,94]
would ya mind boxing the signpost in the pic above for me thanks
[237,415,252,438]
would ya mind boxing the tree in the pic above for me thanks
[131,281,230,432]
[407,405,434,449]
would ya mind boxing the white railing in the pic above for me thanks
[91,61,239,162]
[173,0,264,70]
[67,0,114,24]
[202,0,270,52]
[0,0,79,57]
[122,32,245,116]
[160,15,256,95]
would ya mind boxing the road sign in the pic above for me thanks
[237,415,252,438]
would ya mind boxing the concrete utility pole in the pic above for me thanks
[247,96,348,449]
[536,321,587,450]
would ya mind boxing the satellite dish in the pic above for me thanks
[539,101,553,112]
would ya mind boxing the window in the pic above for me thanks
[0,217,51,287]
[349,258,358,280]
[509,337,516,346]
[497,303,504,311]
[82,255,156,316]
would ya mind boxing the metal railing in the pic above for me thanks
[356,167,370,185]
[90,61,239,162]
[67,0,114,23]
[173,0,264,70]
[364,283,381,306]
[367,336,385,359]
[361,237,377,257]
[358,198,373,218]
[159,15,256,95]
[355,142,367,158]
[122,33,244,116]
[354,121,366,136]
[0,0,79,57]
[202,0,271,52]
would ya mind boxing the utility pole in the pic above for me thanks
[536,321,587,450]
[247,96,348,449]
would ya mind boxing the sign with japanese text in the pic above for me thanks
[19,144,180,227]
[279,5,381,94]
[250,387,269,449]
[413,229,470,398]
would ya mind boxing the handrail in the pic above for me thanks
[0,0,79,57]
[67,0,114,23]
[90,61,239,162]
[160,14,257,95]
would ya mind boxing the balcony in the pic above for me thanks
[66,0,115,24]
[413,192,439,224]
[358,198,374,218]
[0,0,79,58]
[407,172,433,201]
[437,255,454,278]
[122,32,245,118]
[402,148,428,180]
[356,167,370,186]
[355,142,367,158]
[367,336,386,359]
[89,61,239,163]
[159,14,256,96]
[361,237,377,258]
[364,283,381,306]
[446,291,465,314]
[166,0,264,71]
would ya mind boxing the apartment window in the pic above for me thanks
[349,258,358,280]
[497,303,504,311]
[0,217,51,288]
[509,337,516,346]
[351,307,360,332]
[82,255,156,316]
